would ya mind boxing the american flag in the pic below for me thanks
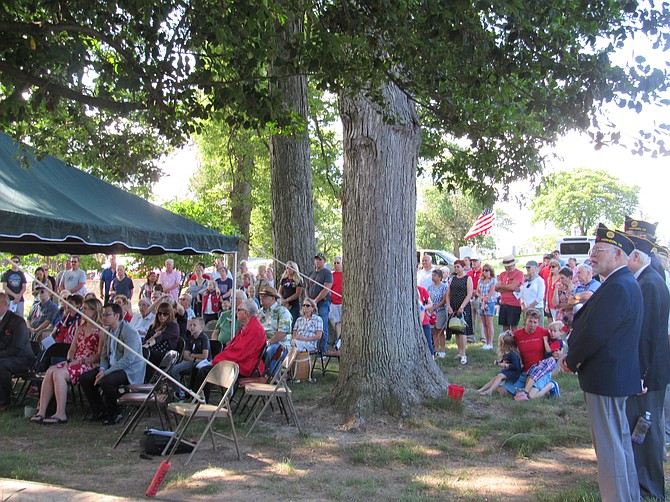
[464,208,496,240]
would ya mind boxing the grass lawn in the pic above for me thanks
[2,329,667,501]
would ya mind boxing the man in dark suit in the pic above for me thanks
[625,235,670,500]
[0,292,35,411]
[563,225,643,502]
[625,216,666,278]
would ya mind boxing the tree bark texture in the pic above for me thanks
[230,150,253,260]
[334,83,449,422]
[269,15,316,277]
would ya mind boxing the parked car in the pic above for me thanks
[416,249,457,274]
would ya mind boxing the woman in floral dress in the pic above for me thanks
[32,298,103,424]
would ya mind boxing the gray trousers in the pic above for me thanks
[663,382,670,444]
[585,392,640,502]
[627,388,666,500]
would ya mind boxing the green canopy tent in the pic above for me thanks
[0,132,237,256]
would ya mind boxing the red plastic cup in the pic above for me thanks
[448,384,465,402]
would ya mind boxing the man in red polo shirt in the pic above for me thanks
[495,255,524,332]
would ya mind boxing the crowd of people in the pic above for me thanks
[3,217,670,501]
[0,252,345,420]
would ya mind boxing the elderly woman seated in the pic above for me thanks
[291,298,323,352]
[31,298,104,424]
[130,297,155,339]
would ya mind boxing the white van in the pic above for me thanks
[556,236,595,264]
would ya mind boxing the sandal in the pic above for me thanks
[42,415,67,425]
[30,414,45,423]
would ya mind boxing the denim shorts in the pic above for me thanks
[480,300,496,316]
[501,372,553,395]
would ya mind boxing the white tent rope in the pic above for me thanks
[245,244,342,300]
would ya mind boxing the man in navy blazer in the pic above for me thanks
[625,235,670,500]
[563,225,643,502]
[0,292,35,411]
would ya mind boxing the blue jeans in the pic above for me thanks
[422,324,434,356]
[317,300,330,352]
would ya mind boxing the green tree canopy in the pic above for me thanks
[1,1,669,202]
[530,168,639,235]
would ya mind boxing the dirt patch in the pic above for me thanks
[4,356,668,501]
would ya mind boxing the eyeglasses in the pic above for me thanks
[550,265,558,269]
[102,312,116,317]
[157,312,169,317]
[334,262,341,264]
[589,246,618,256]
[302,304,312,307]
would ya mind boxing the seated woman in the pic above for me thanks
[291,298,323,352]
[49,294,83,344]
[143,302,180,381]
[130,297,155,338]
[32,298,103,424]
[113,294,133,323]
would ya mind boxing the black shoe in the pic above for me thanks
[102,413,123,426]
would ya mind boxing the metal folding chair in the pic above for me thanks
[243,347,302,437]
[234,344,286,415]
[163,361,240,464]
[113,350,180,447]
[13,342,71,404]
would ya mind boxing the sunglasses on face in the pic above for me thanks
[302,304,312,307]
[157,312,169,317]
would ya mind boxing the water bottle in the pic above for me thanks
[631,411,652,444]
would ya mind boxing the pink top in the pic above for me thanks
[158,269,181,301]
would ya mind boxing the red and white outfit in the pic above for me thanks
[55,326,101,385]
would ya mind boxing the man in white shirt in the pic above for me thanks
[520,260,545,317]
[417,254,435,290]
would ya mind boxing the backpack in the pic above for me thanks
[141,428,194,455]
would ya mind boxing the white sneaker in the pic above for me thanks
[482,344,493,350]
[460,355,468,365]
[437,352,446,359]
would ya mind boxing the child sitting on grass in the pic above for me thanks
[514,321,564,401]
[477,332,521,395]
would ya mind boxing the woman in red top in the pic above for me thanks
[33,298,103,424]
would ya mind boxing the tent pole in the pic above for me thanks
[231,252,238,337]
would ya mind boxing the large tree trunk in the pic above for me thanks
[333,83,449,424]
[230,148,253,260]
[269,15,315,277]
